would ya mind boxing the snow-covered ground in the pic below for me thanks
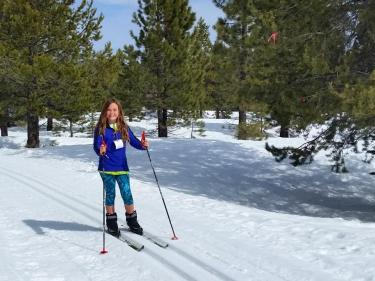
[0,114,375,281]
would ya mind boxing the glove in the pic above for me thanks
[100,139,107,156]
[141,131,149,149]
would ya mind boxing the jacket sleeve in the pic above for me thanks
[128,127,145,150]
[93,128,102,156]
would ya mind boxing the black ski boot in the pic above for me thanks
[126,210,143,235]
[106,212,120,237]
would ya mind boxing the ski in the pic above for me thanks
[121,226,169,248]
[107,230,144,251]
[142,230,169,248]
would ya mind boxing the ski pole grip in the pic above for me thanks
[141,131,146,143]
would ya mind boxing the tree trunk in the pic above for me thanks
[26,50,39,148]
[239,109,246,124]
[280,125,289,138]
[191,119,194,139]
[157,108,168,137]
[1,108,9,136]
[69,119,73,137]
[0,124,8,136]
[215,108,220,119]
[26,112,40,148]
[90,112,95,137]
[47,117,53,131]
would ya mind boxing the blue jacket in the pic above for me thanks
[93,126,145,172]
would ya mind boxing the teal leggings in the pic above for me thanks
[99,173,134,206]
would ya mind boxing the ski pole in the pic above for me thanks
[100,180,108,254]
[100,137,108,254]
[142,131,178,240]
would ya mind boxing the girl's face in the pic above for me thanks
[106,103,119,123]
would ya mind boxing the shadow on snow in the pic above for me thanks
[6,135,375,223]
[23,219,101,235]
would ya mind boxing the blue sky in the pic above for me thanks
[92,0,223,51]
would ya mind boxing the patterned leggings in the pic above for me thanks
[99,173,134,206]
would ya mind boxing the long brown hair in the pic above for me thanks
[95,98,129,141]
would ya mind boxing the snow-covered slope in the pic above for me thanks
[0,116,374,281]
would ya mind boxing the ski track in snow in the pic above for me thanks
[0,162,295,281]
[0,171,95,281]
[0,164,248,281]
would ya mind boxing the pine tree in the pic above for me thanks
[252,0,346,137]
[214,0,266,132]
[43,43,120,137]
[132,0,196,137]
[114,45,145,121]
[177,18,212,119]
[0,0,102,147]
[0,51,9,136]
[208,41,236,119]
[0,31,21,136]
[266,0,375,171]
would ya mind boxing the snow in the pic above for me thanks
[0,114,375,281]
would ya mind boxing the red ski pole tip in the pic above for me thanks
[100,249,108,254]
[171,236,178,240]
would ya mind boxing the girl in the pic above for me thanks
[93,98,148,237]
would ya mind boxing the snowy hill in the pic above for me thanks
[0,115,375,281]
